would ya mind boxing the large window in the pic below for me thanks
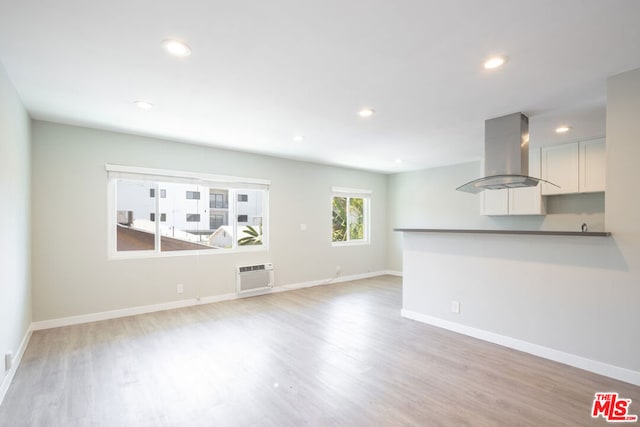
[331,187,370,245]
[108,165,269,256]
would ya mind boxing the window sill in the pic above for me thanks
[331,240,370,248]
[108,245,267,260]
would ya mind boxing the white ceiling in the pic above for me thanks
[1,0,639,173]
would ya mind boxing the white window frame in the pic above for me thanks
[331,187,371,247]
[106,164,270,259]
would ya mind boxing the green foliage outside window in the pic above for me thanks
[349,197,364,240]
[332,197,347,242]
[332,196,366,242]
[238,225,262,246]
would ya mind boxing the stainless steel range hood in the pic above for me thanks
[457,112,557,193]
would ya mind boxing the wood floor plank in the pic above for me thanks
[1,276,638,426]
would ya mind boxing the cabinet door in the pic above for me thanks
[509,185,545,215]
[579,138,606,192]
[481,188,509,215]
[541,143,579,195]
[509,148,545,215]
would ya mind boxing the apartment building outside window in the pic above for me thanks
[108,165,269,257]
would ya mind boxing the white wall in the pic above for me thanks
[0,62,31,388]
[31,121,388,321]
[388,68,640,382]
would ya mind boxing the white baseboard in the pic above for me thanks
[196,292,239,305]
[0,328,32,406]
[30,270,394,331]
[278,270,389,291]
[382,270,402,277]
[401,309,640,387]
[31,298,199,331]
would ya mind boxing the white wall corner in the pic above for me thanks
[401,309,640,387]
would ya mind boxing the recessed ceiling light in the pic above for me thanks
[395,158,403,164]
[134,100,153,110]
[161,39,191,57]
[555,126,571,133]
[483,56,507,70]
[358,108,375,118]
[293,135,304,142]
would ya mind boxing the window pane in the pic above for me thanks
[159,183,218,252]
[210,192,228,209]
[207,189,231,248]
[237,190,264,246]
[116,180,156,251]
[110,168,270,256]
[349,198,364,240]
[332,197,347,242]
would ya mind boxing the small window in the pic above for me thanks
[331,188,370,245]
[210,214,225,230]
[186,191,200,200]
[150,188,155,198]
[238,194,248,202]
[210,192,228,209]
[186,213,201,222]
[151,213,166,222]
[160,189,166,198]
[237,214,248,223]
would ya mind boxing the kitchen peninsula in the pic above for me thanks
[394,228,611,237]
[389,68,640,387]
[395,227,635,386]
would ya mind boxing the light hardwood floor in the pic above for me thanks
[1,276,638,426]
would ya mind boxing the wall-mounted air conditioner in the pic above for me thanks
[237,263,274,294]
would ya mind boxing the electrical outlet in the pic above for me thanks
[336,265,341,275]
[177,283,184,294]
[451,301,460,314]
[5,352,12,372]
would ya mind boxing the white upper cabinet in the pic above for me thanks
[541,138,606,195]
[509,147,545,215]
[481,188,509,215]
[579,138,606,192]
[481,147,545,216]
[541,143,580,195]
[509,184,544,215]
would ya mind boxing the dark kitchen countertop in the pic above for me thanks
[393,228,611,237]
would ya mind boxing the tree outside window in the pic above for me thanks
[332,194,368,244]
